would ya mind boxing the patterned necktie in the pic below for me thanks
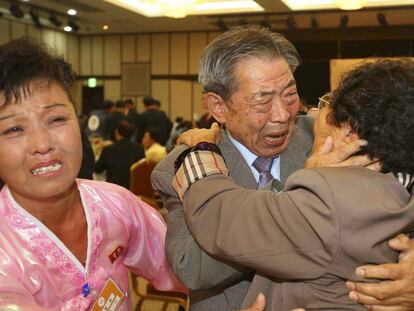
[252,157,274,189]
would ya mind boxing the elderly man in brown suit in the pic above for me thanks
[172,59,414,310]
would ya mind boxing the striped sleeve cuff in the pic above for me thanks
[173,150,228,201]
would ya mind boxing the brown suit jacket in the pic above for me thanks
[182,166,414,310]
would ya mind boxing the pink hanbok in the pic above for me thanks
[0,179,184,310]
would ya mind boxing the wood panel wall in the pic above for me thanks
[74,31,222,121]
[0,19,221,121]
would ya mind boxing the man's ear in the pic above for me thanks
[206,92,228,124]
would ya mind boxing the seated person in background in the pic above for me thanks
[0,37,184,310]
[142,126,167,163]
[173,59,414,310]
[95,120,145,189]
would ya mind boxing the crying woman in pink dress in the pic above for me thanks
[0,38,184,310]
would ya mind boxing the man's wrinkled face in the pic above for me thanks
[222,57,300,158]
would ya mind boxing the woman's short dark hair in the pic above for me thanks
[144,126,161,143]
[330,59,414,174]
[117,120,135,139]
[0,37,76,105]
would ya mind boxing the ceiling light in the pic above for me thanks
[281,0,414,11]
[102,0,264,18]
[67,9,77,16]
[193,0,263,14]
[9,3,24,18]
[64,25,72,32]
[103,24,109,30]
[339,0,365,10]
[157,0,197,18]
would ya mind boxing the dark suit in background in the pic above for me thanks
[136,108,172,146]
[95,138,144,189]
[107,110,127,141]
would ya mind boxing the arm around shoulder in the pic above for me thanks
[181,166,337,280]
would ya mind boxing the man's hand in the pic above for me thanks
[239,293,305,311]
[240,293,266,311]
[177,122,221,146]
[305,135,378,169]
[346,234,414,310]
[306,107,380,170]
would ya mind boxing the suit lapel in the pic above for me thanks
[219,130,257,190]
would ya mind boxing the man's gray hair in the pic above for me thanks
[198,25,301,101]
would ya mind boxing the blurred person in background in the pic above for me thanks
[108,99,127,141]
[95,120,144,189]
[142,126,167,163]
[124,98,139,123]
[135,96,172,146]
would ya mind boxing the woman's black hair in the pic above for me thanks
[0,37,76,105]
[330,59,414,174]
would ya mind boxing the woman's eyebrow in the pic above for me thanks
[0,103,68,121]
[0,112,20,122]
[42,103,67,110]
